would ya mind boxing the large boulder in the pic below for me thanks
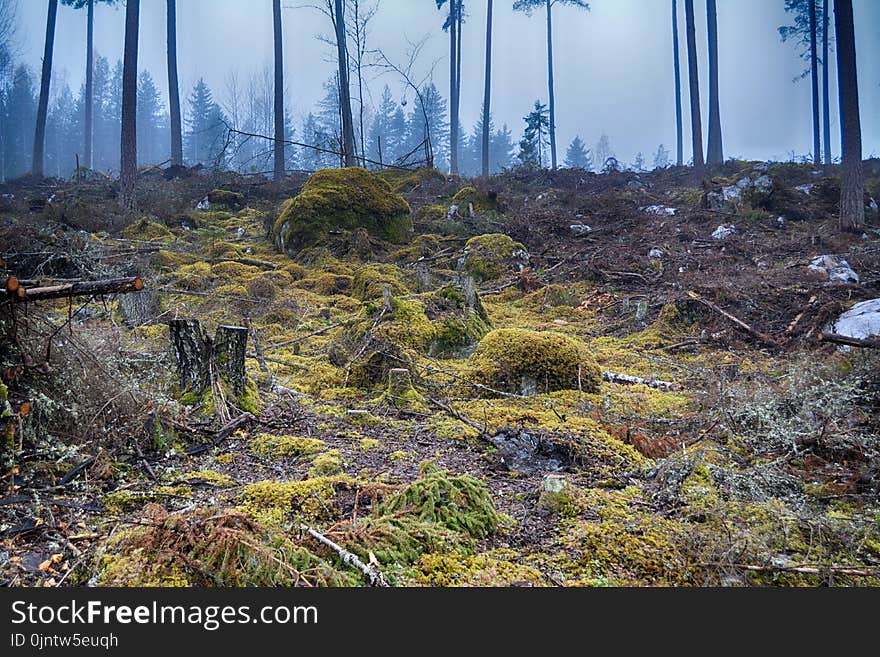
[469,328,601,396]
[809,255,859,284]
[273,168,411,255]
[704,172,773,211]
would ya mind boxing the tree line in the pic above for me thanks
[0,0,868,230]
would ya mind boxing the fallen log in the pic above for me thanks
[16,277,144,302]
[819,332,880,349]
[184,412,253,455]
[687,291,777,348]
[602,370,680,390]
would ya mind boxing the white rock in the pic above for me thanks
[808,255,859,284]
[648,247,664,259]
[236,227,246,238]
[795,184,814,195]
[712,224,737,240]
[640,204,676,216]
[446,204,458,220]
[776,216,786,228]
[826,298,880,340]
[196,196,210,210]
[570,224,593,235]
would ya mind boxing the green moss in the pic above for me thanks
[452,186,498,214]
[391,234,443,264]
[103,485,192,512]
[309,449,344,477]
[250,433,326,459]
[351,264,409,301]
[240,475,351,523]
[273,168,412,252]
[122,218,174,242]
[360,438,380,451]
[375,167,446,192]
[469,328,602,396]
[244,270,294,300]
[180,469,237,488]
[176,261,212,291]
[379,462,501,539]
[207,189,245,210]
[414,550,544,587]
[462,233,528,282]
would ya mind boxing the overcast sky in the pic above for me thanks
[12,0,880,166]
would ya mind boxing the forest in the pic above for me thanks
[0,0,878,589]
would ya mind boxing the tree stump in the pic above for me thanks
[169,320,249,407]
[169,319,210,395]
[118,289,161,328]
[387,368,414,398]
[214,325,248,396]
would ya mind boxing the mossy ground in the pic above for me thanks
[5,165,878,588]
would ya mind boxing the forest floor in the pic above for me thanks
[1,159,879,587]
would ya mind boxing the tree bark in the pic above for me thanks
[705,0,723,166]
[821,0,831,167]
[32,0,58,178]
[214,325,248,396]
[169,319,210,396]
[809,0,820,165]
[672,0,683,166]
[545,0,557,169]
[684,0,703,171]
[449,0,459,174]
[16,277,144,302]
[481,0,493,177]
[334,0,356,167]
[120,0,139,211]
[167,0,183,167]
[272,0,285,180]
[834,0,863,233]
[84,0,94,170]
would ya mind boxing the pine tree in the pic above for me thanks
[137,70,166,165]
[594,134,614,169]
[2,65,37,179]
[490,123,516,172]
[184,79,227,167]
[564,135,591,170]
[45,82,79,177]
[406,82,448,168]
[517,100,549,168]
[632,152,646,172]
[652,144,670,169]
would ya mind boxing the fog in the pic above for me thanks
[10,0,880,169]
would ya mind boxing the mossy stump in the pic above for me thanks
[169,319,250,406]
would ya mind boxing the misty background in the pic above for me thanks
[4,0,880,178]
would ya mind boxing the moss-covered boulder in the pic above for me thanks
[424,280,492,357]
[452,186,498,216]
[207,189,245,210]
[461,233,529,282]
[470,328,601,396]
[273,167,412,254]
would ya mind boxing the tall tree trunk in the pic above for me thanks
[167,0,182,166]
[672,0,683,166]
[833,0,863,232]
[706,0,723,166]
[684,0,703,171]
[273,0,285,179]
[545,0,557,169]
[354,0,366,167]
[334,0,355,167]
[32,0,58,178]
[809,0,820,165]
[119,0,139,211]
[481,0,493,177]
[84,0,93,169]
[449,0,459,174]
[821,0,831,167]
[456,4,462,163]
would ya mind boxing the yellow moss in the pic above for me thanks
[390,234,443,264]
[414,550,544,587]
[375,167,446,192]
[273,168,412,252]
[309,449,344,477]
[240,475,351,523]
[462,233,527,282]
[103,485,192,512]
[152,249,197,269]
[176,262,212,291]
[426,416,479,442]
[351,264,409,300]
[250,433,326,459]
[179,469,237,488]
[389,450,412,462]
[360,438,380,451]
[210,261,262,280]
[451,186,498,214]
[122,218,174,242]
[469,328,601,395]
[244,270,294,300]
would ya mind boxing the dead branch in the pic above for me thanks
[184,412,254,456]
[301,524,390,587]
[602,371,680,390]
[687,291,777,348]
[819,332,880,349]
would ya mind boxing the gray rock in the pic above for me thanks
[711,224,737,240]
[706,172,773,210]
[809,255,859,284]
[569,223,593,235]
[648,247,664,259]
[640,204,676,216]
[826,298,880,340]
